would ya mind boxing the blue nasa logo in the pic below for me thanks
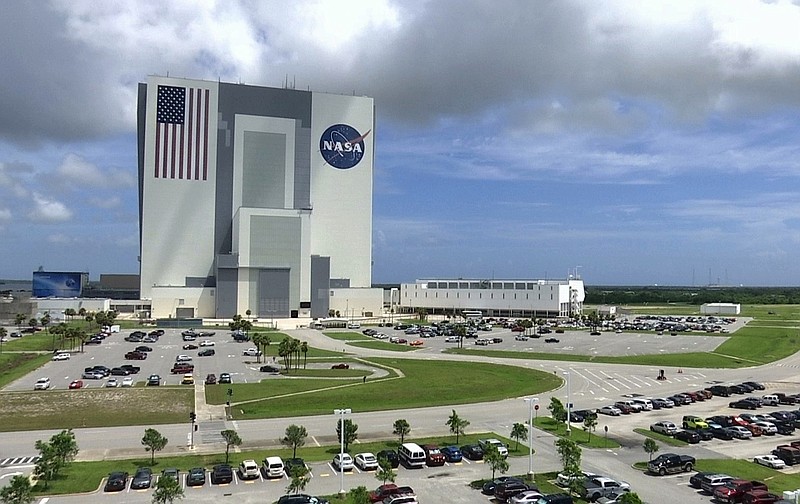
[319,124,370,169]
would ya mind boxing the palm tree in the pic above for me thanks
[300,341,308,369]
[251,333,266,363]
[0,327,6,354]
[510,422,528,451]
[14,313,26,331]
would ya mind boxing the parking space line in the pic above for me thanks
[614,374,642,388]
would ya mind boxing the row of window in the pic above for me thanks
[424,281,557,290]
[407,291,555,301]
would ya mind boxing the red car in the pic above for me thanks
[331,363,350,369]
[69,380,83,389]
[409,339,424,346]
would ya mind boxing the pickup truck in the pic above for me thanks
[478,438,509,458]
[580,477,630,501]
[647,453,696,475]
[368,484,414,503]
[713,480,768,504]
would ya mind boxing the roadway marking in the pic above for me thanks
[311,436,321,446]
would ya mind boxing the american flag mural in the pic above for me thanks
[155,85,211,180]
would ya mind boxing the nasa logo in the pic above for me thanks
[319,124,370,169]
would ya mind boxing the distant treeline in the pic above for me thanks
[585,286,800,305]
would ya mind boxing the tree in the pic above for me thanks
[335,419,358,452]
[40,312,51,334]
[446,410,469,444]
[583,415,598,442]
[0,327,6,354]
[548,396,567,427]
[64,308,76,322]
[454,324,467,349]
[142,428,168,464]
[281,424,308,459]
[392,419,411,444]
[220,429,242,463]
[151,473,184,504]
[555,438,582,496]
[483,444,509,480]
[643,438,659,461]
[510,422,528,451]
[300,341,308,369]
[251,333,267,363]
[14,313,26,331]
[349,486,370,504]
[33,441,59,489]
[48,429,78,475]
[375,455,396,485]
[285,464,310,495]
[0,475,34,504]
[618,493,644,504]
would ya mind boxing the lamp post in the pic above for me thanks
[334,408,351,495]
[524,397,539,476]
[563,371,572,434]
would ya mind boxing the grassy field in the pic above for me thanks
[533,416,620,449]
[31,431,520,495]
[345,340,420,352]
[693,458,800,494]
[322,331,371,341]
[0,353,51,389]
[0,388,194,431]
[229,358,562,419]
[2,331,62,352]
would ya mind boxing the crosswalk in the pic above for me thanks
[0,456,40,467]
[552,365,707,399]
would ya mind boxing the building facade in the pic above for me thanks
[399,278,585,318]
[137,76,374,319]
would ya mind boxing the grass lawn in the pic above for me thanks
[229,358,562,419]
[322,331,371,341]
[633,428,687,447]
[0,388,194,432]
[345,341,419,352]
[532,416,620,449]
[0,352,51,389]
[207,376,364,404]
[33,431,518,495]
[2,331,62,352]
[275,368,370,378]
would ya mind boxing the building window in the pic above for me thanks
[504,282,514,289]
[459,282,468,289]
[427,282,437,289]
[469,282,480,289]
[515,282,525,289]
[178,299,185,305]
[448,282,458,288]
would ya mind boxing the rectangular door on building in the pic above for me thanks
[258,268,290,317]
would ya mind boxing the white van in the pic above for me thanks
[398,442,426,469]
[632,398,653,411]
[262,456,284,478]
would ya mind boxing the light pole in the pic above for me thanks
[334,408,351,495]
[524,397,539,476]
[563,371,572,434]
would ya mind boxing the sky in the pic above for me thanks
[2,0,800,286]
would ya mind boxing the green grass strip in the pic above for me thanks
[633,428,687,447]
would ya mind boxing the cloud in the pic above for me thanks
[88,195,122,208]
[28,193,73,222]
[56,153,135,188]
[0,208,10,224]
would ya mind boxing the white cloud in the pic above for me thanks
[56,153,135,188]
[0,208,10,223]
[28,193,73,222]
[88,195,121,208]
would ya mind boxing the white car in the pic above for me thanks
[52,352,70,361]
[599,405,622,416]
[347,323,361,329]
[243,348,262,357]
[556,471,599,487]
[510,490,544,503]
[199,340,215,347]
[650,421,679,436]
[754,454,786,469]
[121,376,134,387]
[444,336,460,343]
[175,354,192,362]
[106,378,119,388]
[753,421,778,435]
[33,377,51,390]
[332,453,353,472]
[354,452,378,471]
[514,334,529,341]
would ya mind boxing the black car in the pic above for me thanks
[673,430,701,444]
[135,346,153,352]
[710,427,735,440]
[260,365,280,373]
[737,383,755,393]
[120,364,140,374]
[198,348,215,357]
[460,444,484,460]
[110,367,132,376]
[689,471,716,489]
[545,337,560,343]
[284,458,306,476]
[743,381,765,391]
[146,374,161,386]
[728,384,747,394]
[729,399,758,410]
[277,495,329,504]
[771,411,796,423]
[707,415,733,427]
[104,471,129,492]
[495,481,531,501]
[482,476,522,495]
[694,428,714,441]
[708,385,731,397]
[187,467,206,486]
[211,464,234,484]
[130,467,152,489]
[376,449,399,468]
[219,373,232,384]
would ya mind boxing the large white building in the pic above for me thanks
[137,76,376,319]
[399,278,585,318]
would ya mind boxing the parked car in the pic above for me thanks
[198,348,215,357]
[243,348,262,357]
[211,464,233,484]
[510,490,545,503]
[440,446,462,463]
[728,426,754,439]
[689,472,716,489]
[161,468,180,482]
[332,453,354,471]
[238,459,260,480]
[421,445,445,466]
[260,365,281,373]
[199,340,215,347]
[52,352,70,361]
[219,372,232,384]
[730,399,759,410]
[651,398,674,408]
[104,471,129,492]
[34,377,51,390]
[699,474,735,494]
[146,374,161,386]
[130,467,153,489]
[460,444,484,460]
[105,378,119,388]
[181,373,194,385]
[121,376,134,387]
[205,374,217,385]
[377,449,399,468]
[674,430,701,444]
[355,452,379,471]
[648,453,695,475]
[482,476,523,495]
[331,363,350,369]
[754,455,787,469]
[650,421,679,436]
[68,379,83,389]
[277,495,330,504]
[495,480,532,502]
[183,344,198,350]
[368,484,415,503]
[599,405,622,416]
[186,467,206,486]
[175,354,192,362]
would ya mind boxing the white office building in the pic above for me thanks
[399,278,585,318]
[137,76,376,319]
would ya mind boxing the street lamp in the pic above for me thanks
[524,397,539,476]
[563,371,572,434]
[334,408,351,495]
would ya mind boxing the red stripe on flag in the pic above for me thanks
[178,123,184,179]
[161,125,169,178]
[155,123,161,178]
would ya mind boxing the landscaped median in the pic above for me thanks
[30,432,524,496]
[212,358,563,420]
[633,428,687,447]
[532,416,620,449]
